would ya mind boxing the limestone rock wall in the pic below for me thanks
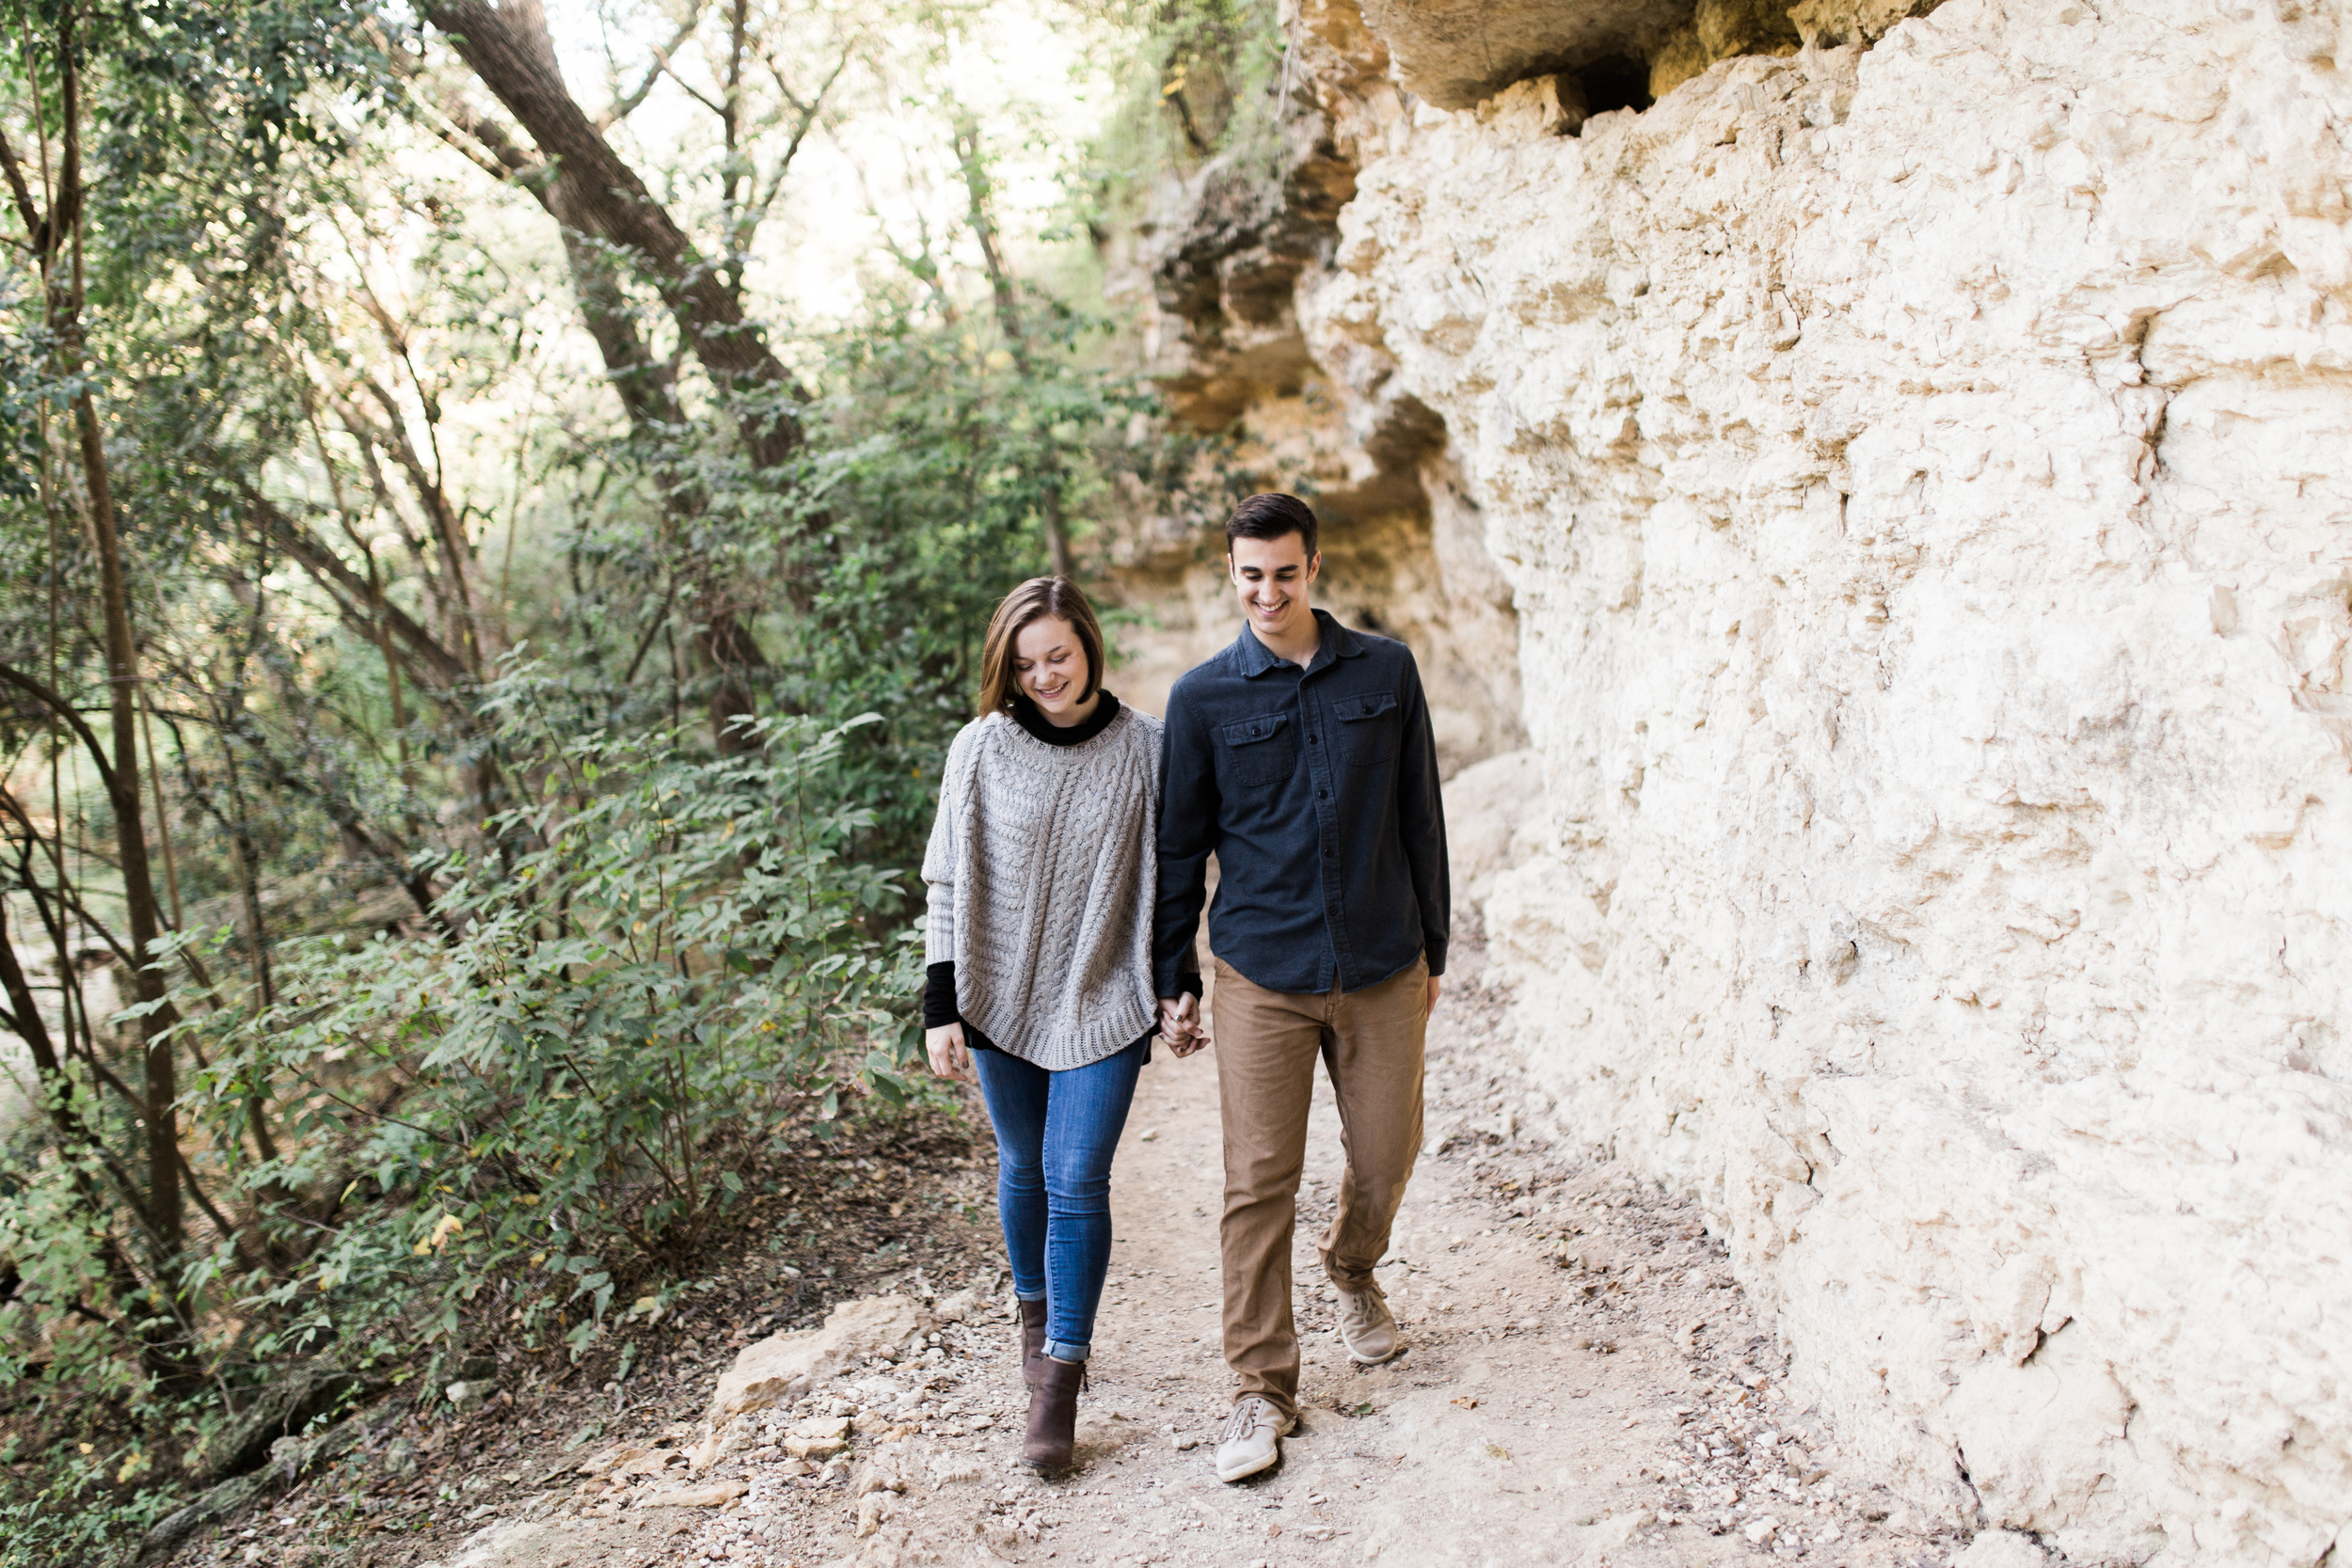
[1143,0,2352,1560]
[1102,3,1526,767]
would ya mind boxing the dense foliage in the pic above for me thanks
[188,701,910,1347]
[0,0,1274,1559]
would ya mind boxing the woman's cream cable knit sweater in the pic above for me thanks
[921,704,1163,1069]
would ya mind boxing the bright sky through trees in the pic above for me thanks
[545,0,1120,320]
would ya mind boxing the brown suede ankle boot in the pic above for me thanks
[1024,1354,1085,1469]
[1018,1297,1048,1393]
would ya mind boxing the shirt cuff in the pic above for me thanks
[1424,942,1447,980]
[923,961,959,1029]
[1162,971,1203,1001]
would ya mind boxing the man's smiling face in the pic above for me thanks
[1228,531,1320,643]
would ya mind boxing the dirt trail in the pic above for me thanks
[412,947,1954,1568]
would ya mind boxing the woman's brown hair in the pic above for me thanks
[977,577,1107,718]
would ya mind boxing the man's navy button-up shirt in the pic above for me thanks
[1153,610,1450,997]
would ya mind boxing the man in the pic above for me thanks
[1152,492,1449,1483]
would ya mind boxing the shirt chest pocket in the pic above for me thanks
[1332,690,1400,767]
[1217,712,1297,788]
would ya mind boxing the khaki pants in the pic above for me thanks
[1212,954,1429,1418]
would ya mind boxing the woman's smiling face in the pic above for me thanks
[1013,615,1094,724]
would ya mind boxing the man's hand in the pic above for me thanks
[1427,975,1442,1017]
[926,1022,975,1083]
[1159,994,1209,1057]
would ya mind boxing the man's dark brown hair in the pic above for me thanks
[977,576,1107,718]
[1225,492,1319,560]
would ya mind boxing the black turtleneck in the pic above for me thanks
[1009,688,1120,747]
[923,689,1200,1045]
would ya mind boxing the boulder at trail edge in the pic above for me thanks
[707,1295,924,1427]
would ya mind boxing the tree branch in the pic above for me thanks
[0,663,121,801]
[0,796,137,975]
[242,490,472,689]
[0,124,47,248]
[598,6,706,129]
[209,702,456,942]
[660,60,727,119]
[429,90,546,184]
[745,43,850,237]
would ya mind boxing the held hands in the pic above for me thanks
[930,1004,1207,1076]
[926,1022,977,1084]
[1158,993,1209,1057]
[931,986,1410,1070]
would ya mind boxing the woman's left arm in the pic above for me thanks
[921,734,965,973]
[920,733,975,1076]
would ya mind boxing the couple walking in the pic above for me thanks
[922,492,1449,1481]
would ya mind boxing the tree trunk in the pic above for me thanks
[696,609,769,754]
[43,10,183,1259]
[555,222,683,432]
[75,393,183,1259]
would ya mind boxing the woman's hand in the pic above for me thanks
[1158,995,1209,1057]
[926,1022,975,1083]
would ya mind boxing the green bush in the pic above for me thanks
[178,677,920,1366]
[0,1456,176,1568]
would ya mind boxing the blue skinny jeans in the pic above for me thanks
[971,1039,1147,1362]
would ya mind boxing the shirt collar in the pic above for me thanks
[1232,609,1364,678]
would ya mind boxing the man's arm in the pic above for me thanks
[1394,653,1451,981]
[1153,683,1219,999]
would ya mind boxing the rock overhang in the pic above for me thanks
[1360,0,1698,110]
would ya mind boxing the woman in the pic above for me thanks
[922,577,1201,1469]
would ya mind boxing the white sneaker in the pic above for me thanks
[1214,1395,1295,1483]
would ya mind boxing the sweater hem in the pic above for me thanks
[954,994,1159,1072]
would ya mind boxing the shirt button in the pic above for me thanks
[1318,788,1327,799]
[1309,734,1319,743]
